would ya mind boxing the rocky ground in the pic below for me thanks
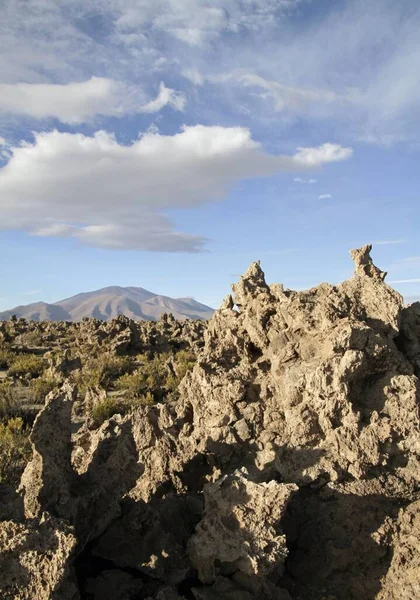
[0,245,419,600]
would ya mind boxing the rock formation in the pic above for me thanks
[1,245,419,599]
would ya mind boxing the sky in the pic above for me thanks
[1,0,420,310]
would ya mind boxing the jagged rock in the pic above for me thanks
[44,349,81,381]
[397,301,420,377]
[376,500,420,599]
[19,383,77,519]
[188,468,297,596]
[2,245,420,599]
[350,243,387,280]
[91,495,196,585]
[20,385,142,543]
[0,513,78,600]
[175,245,417,486]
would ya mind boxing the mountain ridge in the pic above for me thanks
[0,286,214,322]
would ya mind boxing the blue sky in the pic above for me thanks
[1,0,420,310]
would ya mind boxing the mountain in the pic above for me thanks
[0,286,214,322]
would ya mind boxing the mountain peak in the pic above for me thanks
[0,285,214,322]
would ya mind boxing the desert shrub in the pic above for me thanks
[174,349,196,380]
[14,331,43,347]
[28,376,59,403]
[91,393,154,427]
[0,345,15,369]
[116,354,172,400]
[7,354,45,379]
[136,351,154,362]
[0,417,31,486]
[0,382,22,421]
[91,397,126,427]
[79,354,135,392]
[116,351,196,402]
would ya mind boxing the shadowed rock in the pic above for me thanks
[1,245,420,599]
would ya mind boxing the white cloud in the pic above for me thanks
[0,78,186,124]
[214,71,337,114]
[318,194,332,200]
[294,177,317,184]
[0,126,352,251]
[1,1,419,144]
[0,136,7,146]
[114,1,300,46]
[22,289,41,295]
[139,81,186,113]
[295,144,352,165]
[182,68,205,86]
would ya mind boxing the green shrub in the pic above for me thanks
[14,331,43,347]
[115,351,196,402]
[174,349,196,380]
[91,393,155,427]
[0,382,22,421]
[91,397,126,427]
[116,354,171,400]
[7,354,45,379]
[80,354,135,391]
[28,376,59,403]
[0,346,15,369]
[0,417,31,486]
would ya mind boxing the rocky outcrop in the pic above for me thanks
[1,246,419,599]
[188,469,296,598]
[0,513,78,600]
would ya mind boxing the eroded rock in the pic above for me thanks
[188,469,296,597]
[2,245,420,599]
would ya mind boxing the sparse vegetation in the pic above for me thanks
[91,397,126,427]
[14,331,43,347]
[174,349,196,380]
[7,354,45,379]
[0,417,31,485]
[0,314,204,492]
[28,376,60,403]
[74,354,135,392]
[0,345,15,368]
[0,382,24,421]
[116,353,174,401]
[91,392,154,427]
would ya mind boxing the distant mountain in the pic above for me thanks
[0,286,214,322]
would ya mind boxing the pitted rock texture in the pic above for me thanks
[0,513,78,600]
[188,469,296,595]
[1,246,419,599]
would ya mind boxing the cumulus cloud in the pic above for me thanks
[0,136,7,146]
[318,194,332,200]
[0,78,186,124]
[0,126,352,251]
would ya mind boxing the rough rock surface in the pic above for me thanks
[0,513,78,600]
[188,469,296,597]
[1,245,419,599]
